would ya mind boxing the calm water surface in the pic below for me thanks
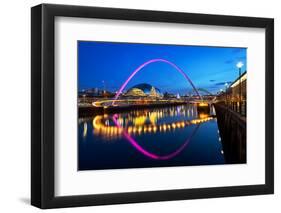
[78,104,226,170]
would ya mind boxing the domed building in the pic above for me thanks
[125,83,162,98]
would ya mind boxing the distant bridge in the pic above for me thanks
[189,88,217,104]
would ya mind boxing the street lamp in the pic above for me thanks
[224,82,228,90]
[224,82,228,106]
[236,61,243,69]
[236,62,243,114]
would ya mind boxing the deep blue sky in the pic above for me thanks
[78,41,246,95]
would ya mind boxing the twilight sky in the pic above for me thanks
[78,41,246,95]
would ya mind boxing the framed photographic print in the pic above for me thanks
[31,4,274,209]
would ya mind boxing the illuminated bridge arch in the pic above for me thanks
[110,58,203,160]
[113,58,202,105]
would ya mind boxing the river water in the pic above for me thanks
[78,104,232,170]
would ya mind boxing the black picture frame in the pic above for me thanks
[31,3,274,209]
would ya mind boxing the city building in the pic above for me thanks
[125,83,162,98]
[217,71,247,116]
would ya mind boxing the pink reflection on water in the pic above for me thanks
[112,114,200,160]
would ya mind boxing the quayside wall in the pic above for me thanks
[214,103,246,164]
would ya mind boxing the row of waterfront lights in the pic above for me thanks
[90,115,213,139]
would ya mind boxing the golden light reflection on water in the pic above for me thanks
[83,122,87,138]
[92,115,213,139]
[199,113,209,119]
[83,105,216,140]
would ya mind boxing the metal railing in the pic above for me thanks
[221,100,246,117]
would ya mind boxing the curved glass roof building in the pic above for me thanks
[125,83,162,97]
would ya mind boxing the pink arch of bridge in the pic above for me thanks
[113,58,202,105]
[112,114,200,160]
[111,58,202,160]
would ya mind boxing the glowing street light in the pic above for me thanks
[224,82,228,105]
[236,61,243,114]
[236,61,244,69]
